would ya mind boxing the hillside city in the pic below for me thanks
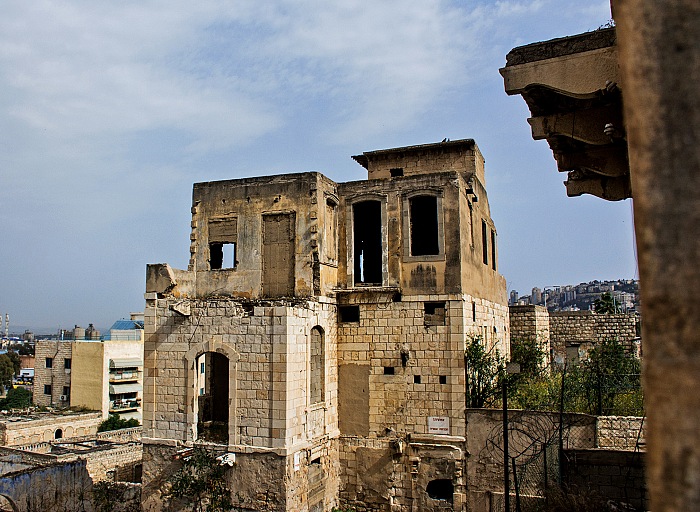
[509,279,639,313]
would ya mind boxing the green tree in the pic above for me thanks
[167,446,233,512]
[0,387,32,410]
[465,335,504,408]
[0,355,15,391]
[98,414,140,432]
[593,292,620,314]
[6,350,20,376]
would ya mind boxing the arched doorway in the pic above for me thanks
[195,351,229,443]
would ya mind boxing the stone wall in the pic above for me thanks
[550,311,639,362]
[563,449,647,510]
[0,412,102,446]
[596,416,646,450]
[0,456,95,512]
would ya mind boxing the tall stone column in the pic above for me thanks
[614,1,700,510]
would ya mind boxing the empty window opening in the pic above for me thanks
[55,429,63,440]
[410,195,439,256]
[472,302,477,322]
[64,358,71,370]
[46,357,53,369]
[491,230,497,270]
[424,302,446,326]
[353,200,383,285]
[439,375,447,385]
[427,479,454,501]
[62,386,70,397]
[44,385,52,395]
[310,327,325,404]
[196,352,229,444]
[383,366,395,375]
[339,306,360,323]
[482,220,488,265]
[390,167,404,177]
[209,242,236,270]
[414,375,421,384]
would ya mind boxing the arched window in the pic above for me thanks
[310,327,325,404]
[54,428,63,440]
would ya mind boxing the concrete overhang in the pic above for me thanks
[500,27,632,201]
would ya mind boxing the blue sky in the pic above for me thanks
[0,0,636,331]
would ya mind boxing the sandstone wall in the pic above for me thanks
[596,415,646,450]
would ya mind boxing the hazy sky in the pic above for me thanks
[0,1,636,332]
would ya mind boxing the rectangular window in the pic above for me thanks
[439,375,447,384]
[424,302,446,326]
[482,220,488,265]
[383,366,395,375]
[209,242,236,270]
[46,357,53,369]
[208,218,238,270]
[44,385,52,395]
[491,229,497,270]
[310,327,325,404]
[325,197,338,262]
[409,195,439,256]
[62,386,70,396]
[339,305,360,323]
[390,167,404,177]
[472,302,477,322]
[200,362,205,374]
[414,375,421,384]
[64,358,71,370]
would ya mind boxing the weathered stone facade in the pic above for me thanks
[143,139,509,511]
[0,412,102,446]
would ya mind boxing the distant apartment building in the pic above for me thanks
[33,316,144,422]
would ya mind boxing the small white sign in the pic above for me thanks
[428,416,450,435]
[293,451,300,471]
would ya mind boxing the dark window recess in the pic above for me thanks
[311,457,321,465]
[339,306,360,323]
[439,375,447,384]
[390,167,404,177]
[482,220,488,265]
[46,357,53,369]
[383,366,395,375]
[55,429,63,440]
[472,302,477,322]
[427,479,454,501]
[64,358,71,370]
[414,375,421,384]
[353,200,383,285]
[410,195,439,256]
[44,385,52,395]
[209,242,236,270]
[424,302,446,326]
[491,230,497,270]
[62,386,70,396]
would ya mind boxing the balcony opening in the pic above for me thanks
[196,351,229,444]
[410,195,439,256]
[353,200,382,285]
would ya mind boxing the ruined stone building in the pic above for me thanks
[142,139,509,511]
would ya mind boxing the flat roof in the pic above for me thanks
[351,139,476,169]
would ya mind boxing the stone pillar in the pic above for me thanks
[614,1,700,510]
